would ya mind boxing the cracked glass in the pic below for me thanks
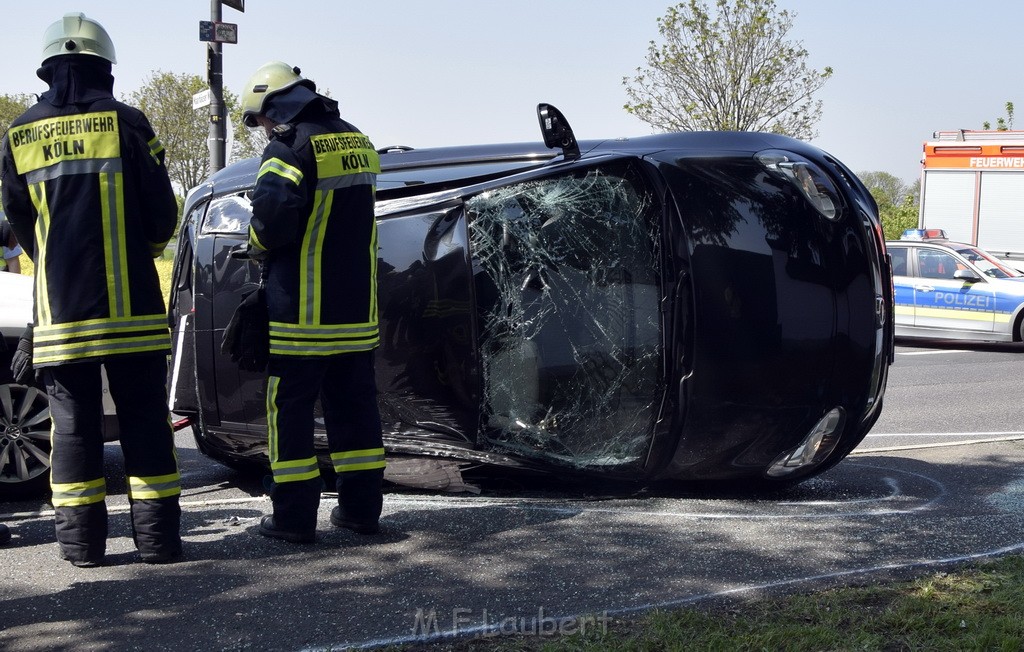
[467,164,663,469]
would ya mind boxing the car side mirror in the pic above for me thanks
[953,269,982,283]
[537,103,580,162]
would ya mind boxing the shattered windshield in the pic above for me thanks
[467,164,663,469]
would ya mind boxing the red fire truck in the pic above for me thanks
[920,130,1024,264]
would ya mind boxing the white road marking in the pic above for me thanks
[897,349,970,355]
[865,431,1024,438]
[855,434,1024,453]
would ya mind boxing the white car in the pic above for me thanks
[0,272,118,497]
[0,272,50,496]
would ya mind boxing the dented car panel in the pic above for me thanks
[170,124,892,487]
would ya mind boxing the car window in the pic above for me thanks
[954,246,1024,279]
[200,193,252,235]
[466,162,661,467]
[890,247,908,277]
[916,249,965,280]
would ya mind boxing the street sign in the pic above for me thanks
[192,88,211,110]
[222,0,244,11]
[199,21,238,44]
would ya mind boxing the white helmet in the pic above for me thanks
[241,61,314,127]
[41,13,116,64]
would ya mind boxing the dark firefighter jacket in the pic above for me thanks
[0,55,178,367]
[248,85,380,357]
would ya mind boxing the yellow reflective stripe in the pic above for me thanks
[128,472,181,499]
[331,447,385,473]
[258,157,303,186]
[99,171,130,317]
[30,183,52,325]
[299,189,331,326]
[33,333,171,364]
[268,320,379,355]
[7,111,120,174]
[148,136,164,164]
[267,376,280,464]
[248,225,268,251]
[269,339,379,356]
[35,314,169,340]
[269,322,378,336]
[51,477,106,507]
[269,338,379,356]
[270,456,320,483]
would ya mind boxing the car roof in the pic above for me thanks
[183,130,830,213]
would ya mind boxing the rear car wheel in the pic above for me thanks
[0,383,52,497]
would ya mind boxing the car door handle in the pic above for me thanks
[914,285,935,292]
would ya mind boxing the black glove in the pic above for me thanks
[10,325,33,384]
[221,287,269,372]
[230,242,268,262]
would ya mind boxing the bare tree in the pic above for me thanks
[623,0,833,140]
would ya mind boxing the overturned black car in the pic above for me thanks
[168,105,893,490]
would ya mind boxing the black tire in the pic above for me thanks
[0,383,52,498]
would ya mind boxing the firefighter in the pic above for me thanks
[240,61,385,543]
[0,13,182,566]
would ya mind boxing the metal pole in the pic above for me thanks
[208,0,226,173]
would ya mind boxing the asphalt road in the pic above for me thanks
[2,340,1024,651]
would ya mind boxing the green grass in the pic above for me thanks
[398,555,1024,651]
[19,253,175,304]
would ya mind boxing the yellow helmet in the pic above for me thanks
[41,13,116,64]
[241,61,314,127]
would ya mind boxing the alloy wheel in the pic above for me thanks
[0,383,52,490]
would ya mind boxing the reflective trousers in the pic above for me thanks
[43,354,181,563]
[266,350,385,532]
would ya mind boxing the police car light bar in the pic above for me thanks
[901,228,948,240]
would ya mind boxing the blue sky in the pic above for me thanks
[1,1,1019,185]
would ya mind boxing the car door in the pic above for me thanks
[912,247,996,333]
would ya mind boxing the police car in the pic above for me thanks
[888,229,1024,342]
